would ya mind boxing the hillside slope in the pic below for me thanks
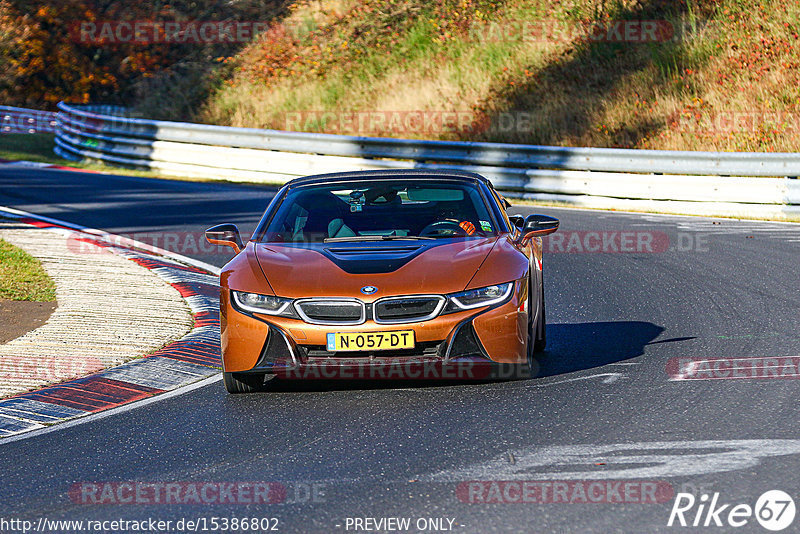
[3,0,799,152]
[191,0,800,152]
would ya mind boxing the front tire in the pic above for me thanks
[534,284,546,353]
[223,371,265,393]
[527,273,546,378]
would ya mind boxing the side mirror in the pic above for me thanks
[519,214,559,244]
[508,215,525,229]
[205,223,243,254]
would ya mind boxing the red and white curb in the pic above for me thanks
[0,158,104,173]
[0,206,222,438]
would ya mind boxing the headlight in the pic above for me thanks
[231,290,293,316]
[445,282,514,311]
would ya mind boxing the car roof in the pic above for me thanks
[284,169,492,188]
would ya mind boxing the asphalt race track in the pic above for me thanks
[1,166,799,533]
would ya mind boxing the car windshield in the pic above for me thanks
[260,180,498,244]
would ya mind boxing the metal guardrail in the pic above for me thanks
[39,102,800,217]
[1,106,57,134]
[55,102,800,177]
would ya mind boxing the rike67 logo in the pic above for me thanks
[668,490,796,531]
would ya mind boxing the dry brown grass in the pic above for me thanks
[177,0,800,152]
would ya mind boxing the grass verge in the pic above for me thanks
[0,238,56,301]
[0,134,171,180]
[0,134,287,187]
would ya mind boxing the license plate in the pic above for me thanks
[326,331,415,352]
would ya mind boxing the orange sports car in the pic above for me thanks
[206,170,559,393]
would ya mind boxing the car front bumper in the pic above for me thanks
[220,279,531,377]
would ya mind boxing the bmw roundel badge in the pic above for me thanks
[361,286,378,295]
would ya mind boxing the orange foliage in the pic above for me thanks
[0,0,285,109]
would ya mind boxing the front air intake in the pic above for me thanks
[373,296,446,324]
[294,299,366,325]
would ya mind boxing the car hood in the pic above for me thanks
[254,238,498,299]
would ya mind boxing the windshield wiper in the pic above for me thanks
[323,235,435,243]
